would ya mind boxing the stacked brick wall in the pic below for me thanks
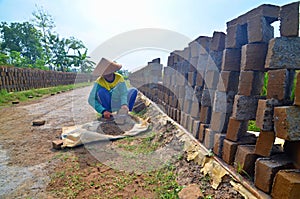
[0,66,93,92]
[129,2,300,198]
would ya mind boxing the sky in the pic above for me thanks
[0,0,295,71]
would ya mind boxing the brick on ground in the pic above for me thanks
[255,155,294,193]
[280,1,299,37]
[234,145,259,177]
[213,133,226,157]
[222,133,257,165]
[198,123,209,142]
[274,106,300,141]
[271,169,300,199]
[254,131,275,157]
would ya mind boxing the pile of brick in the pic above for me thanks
[0,66,93,92]
[129,2,300,198]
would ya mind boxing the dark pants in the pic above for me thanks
[97,87,138,112]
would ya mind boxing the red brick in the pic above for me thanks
[254,131,275,157]
[225,24,247,49]
[52,139,63,149]
[190,101,200,118]
[226,117,248,141]
[267,70,295,101]
[192,120,200,139]
[284,141,300,169]
[232,95,261,120]
[210,31,226,51]
[198,123,209,142]
[188,72,196,86]
[195,72,204,87]
[222,135,257,165]
[221,48,241,72]
[247,16,274,44]
[217,71,239,92]
[271,170,300,199]
[195,36,211,55]
[213,133,226,157]
[210,111,230,133]
[280,2,300,37]
[241,43,268,71]
[204,128,216,149]
[255,155,294,193]
[199,106,212,124]
[238,71,265,96]
[234,145,259,176]
[274,106,300,141]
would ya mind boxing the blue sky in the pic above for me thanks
[0,0,294,71]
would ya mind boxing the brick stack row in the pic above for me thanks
[0,66,93,92]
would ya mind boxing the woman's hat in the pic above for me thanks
[93,57,122,76]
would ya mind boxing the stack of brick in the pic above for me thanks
[0,66,92,92]
[259,2,300,198]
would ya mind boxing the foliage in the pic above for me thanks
[0,6,94,72]
[248,120,260,132]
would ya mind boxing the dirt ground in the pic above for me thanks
[0,86,243,199]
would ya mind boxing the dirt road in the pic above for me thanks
[0,86,95,198]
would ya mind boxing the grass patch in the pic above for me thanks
[0,82,92,107]
[248,120,260,132]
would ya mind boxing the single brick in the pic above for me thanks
[195,36,211,55]
[267,69,295,101]
[210,111,230,133]
[183,99,192,114]
[274,106,300,141]
[234,145,259,177]
[221,48,241,72]
[271,170,300,199]
[190,101,200,118]
[213,133,226,157]
[187,115,193,133]
[226,117,248,141]
[256,99,281,131]
[188,72,196,87]
[189,40,200,58]
[197,54,209,71]
[217,71,240,92]
[201,89,215,107]
[192,120,200,139]
[265,37,300,70]
[254,131,276,157]
[195,72,204,87]
[255,155,294,193]
[241,43,268,71]
[225,24,248,49]
[189,57,198,72]
[52,139,63,150]
[247,16,274,44]
[232,95,261,120]
[204,70,219,89]
[213,91,236,113]
[199,106,212,124]
[210,31,226,51]
[207,50,223,71]
[238,71,264,96]
[198,123,209,142]
[280,2,300,37]
[284,141,300,168]
[204,128,217,149]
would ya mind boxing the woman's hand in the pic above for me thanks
[103,111,112,119]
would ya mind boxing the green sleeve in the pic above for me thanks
[88,83,106,114]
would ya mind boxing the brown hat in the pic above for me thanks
[92,57,122,76]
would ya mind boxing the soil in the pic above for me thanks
[0,86,244,199]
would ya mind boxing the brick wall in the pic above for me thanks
[129,2,300,198]
[0,66,93,92]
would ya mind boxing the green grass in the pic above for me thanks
[0,82,92,107]
[248,120,260,132]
